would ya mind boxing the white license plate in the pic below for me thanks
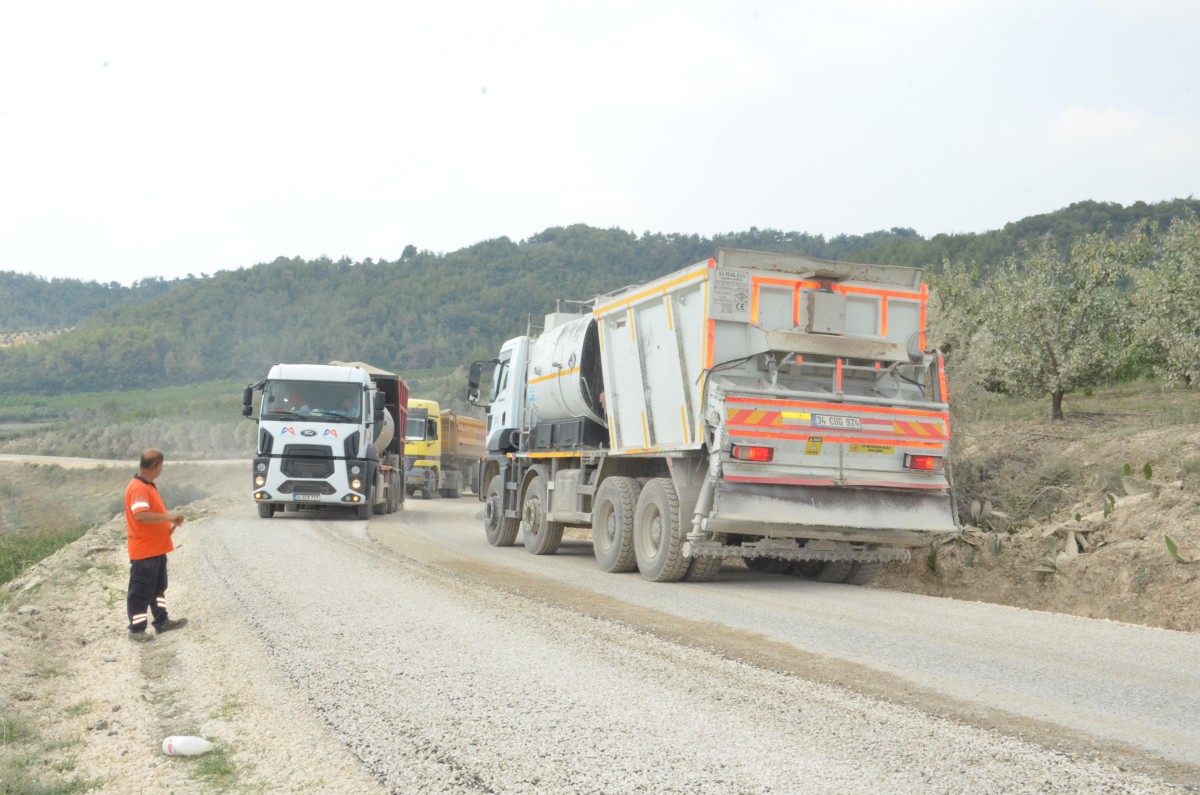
[811,414,861,430]
[292,493,321,502]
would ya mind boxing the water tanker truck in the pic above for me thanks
[243,361,408,520]
[468,247,959,583]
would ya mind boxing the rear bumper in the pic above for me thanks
[704,479,959,546]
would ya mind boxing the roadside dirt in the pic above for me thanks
[877,416,1200,634]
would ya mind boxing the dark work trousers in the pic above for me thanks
[127,554,169,632]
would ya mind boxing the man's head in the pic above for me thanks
[140,448,165,480]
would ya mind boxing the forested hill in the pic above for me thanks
[0,273,188,333]
[0,198,1196,395]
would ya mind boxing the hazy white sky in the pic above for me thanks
[1,0,1197,285]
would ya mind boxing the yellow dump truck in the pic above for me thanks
[403,398,486,498]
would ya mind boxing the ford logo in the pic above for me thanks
[301,429,317,437]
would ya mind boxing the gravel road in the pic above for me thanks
[179,496,1197,793]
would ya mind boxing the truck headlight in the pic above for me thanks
[350,478,362,490]
[350,465,361,475]
[254,475,266,487]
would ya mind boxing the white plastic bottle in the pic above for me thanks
[162,736,215,756]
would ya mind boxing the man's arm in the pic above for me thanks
[134,510,186,527]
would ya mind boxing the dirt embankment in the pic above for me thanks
[878,416,1200,634]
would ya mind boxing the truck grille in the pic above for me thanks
[281,445,335,478]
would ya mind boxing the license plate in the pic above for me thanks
[811,414,861,430]
[292,493,320,502]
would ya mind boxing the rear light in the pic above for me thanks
[904,454,944,471]
[732,445,774,462]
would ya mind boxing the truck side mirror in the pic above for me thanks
[242,386,253,406]
[467,359,497,407]
[372,391,385,423]
[242,404,253,418]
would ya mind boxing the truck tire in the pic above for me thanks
[683,546,723,582]
[745,557,789,574]
[633,478,689,582]
[387,480,400,513]
[815,560,854,583]
[356,499,373,520]
[845,561,882,586]
[484,475,519,547]
[257,503,274,519]
[788,561,826,579]
[521,474,564,555]
[591,477,641,573]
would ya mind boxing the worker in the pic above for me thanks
[124,449,189,642]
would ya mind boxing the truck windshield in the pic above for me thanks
[405,410,428,441]
[491,355,510,402]
[261,381,361,421]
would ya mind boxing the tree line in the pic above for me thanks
[930,210,1200,419]
[0,199,1196,397]
[0,273,187,333]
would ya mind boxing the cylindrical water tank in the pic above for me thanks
[527,315,604,425]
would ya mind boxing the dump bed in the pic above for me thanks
[593,248,928,453]
[594,247,955,539]
[441,413,486,458]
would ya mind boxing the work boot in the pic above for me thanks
[129,631,154,643]
[154,617,189,634]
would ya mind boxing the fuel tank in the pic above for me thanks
[527,314,605,425]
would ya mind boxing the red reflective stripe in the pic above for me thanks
[728,428,946,449]
[725,396,948,421]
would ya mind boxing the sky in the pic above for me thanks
[1,1,1197,285]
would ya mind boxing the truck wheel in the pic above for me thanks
[257,503,274,519]
[521,474,564,555]
[815,560,854,583]
[788,561,827,578]
[421,484,434,499]
[591,477,641,573]
[355,500,373,520]
[683,536,726,582]
[845,562,882,586]
[484,475,519,546]
[387,481,399,513]
[449,478,462,499]
[633,478,689,582]
[745,557,790,574]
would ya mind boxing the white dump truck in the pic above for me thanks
[243,361,408,520]
[468,247,958,583]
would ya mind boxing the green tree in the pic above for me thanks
[957,226,1151,420]
[1133,211,1200,387]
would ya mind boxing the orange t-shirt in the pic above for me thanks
[125,475,175,560]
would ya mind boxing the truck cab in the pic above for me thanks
[471,335,530,454]
[244,362,407,519]
[404,398,442,499]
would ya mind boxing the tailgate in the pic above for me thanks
[715,394,957,539]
